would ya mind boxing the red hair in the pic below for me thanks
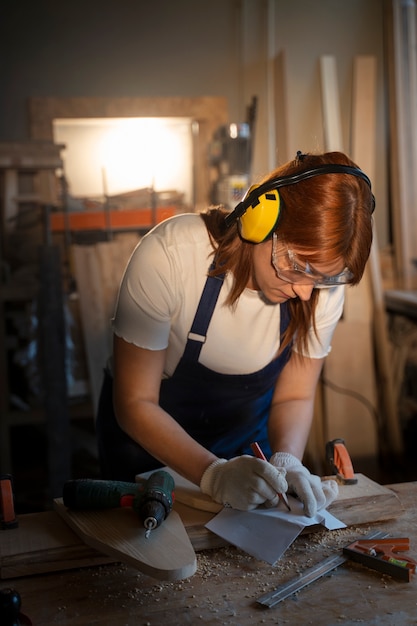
[201,151,374,354]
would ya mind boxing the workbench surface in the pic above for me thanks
[2,482,417,625]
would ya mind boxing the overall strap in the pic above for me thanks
[182,265,225,362]
[182,264,291,364]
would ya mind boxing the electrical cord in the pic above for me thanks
[320,373,388,453]
[321,374,379,425]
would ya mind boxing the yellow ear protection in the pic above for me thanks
[224,163,375,243]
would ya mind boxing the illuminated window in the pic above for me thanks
[53,117,194,205]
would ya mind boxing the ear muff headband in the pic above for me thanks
[224,163,375,244]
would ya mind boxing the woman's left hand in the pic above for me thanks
[270,452,338,517]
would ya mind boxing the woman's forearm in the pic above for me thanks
[114,396,217,485]
[268,398,316,459]
[113,336,217,484]
[267,354,324,460]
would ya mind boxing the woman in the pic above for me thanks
[96,151,374,517]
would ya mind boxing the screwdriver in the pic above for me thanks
[62,469,175,537]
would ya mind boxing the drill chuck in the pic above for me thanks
[137,471,175,535]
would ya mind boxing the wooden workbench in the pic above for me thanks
[1,482,416,625]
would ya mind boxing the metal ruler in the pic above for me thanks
[256,530,389,609]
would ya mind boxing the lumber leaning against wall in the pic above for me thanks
[318,55,379,464]
[71,233,140,415]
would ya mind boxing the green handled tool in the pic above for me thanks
[63,469,175,538]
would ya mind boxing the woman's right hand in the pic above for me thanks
[199,455,288,510]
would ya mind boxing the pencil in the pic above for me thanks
[250,442,291,511]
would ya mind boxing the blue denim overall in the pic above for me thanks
[96,270,292,480]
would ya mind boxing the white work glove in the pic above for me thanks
[270,452,338,517]
[200,455,288,511]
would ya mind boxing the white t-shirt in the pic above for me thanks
[112,213,345,377]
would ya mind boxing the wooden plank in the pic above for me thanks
[319,56,343,150]
[71,245,109,415]
[173,501,227,552]
[274,49,291,163]
[114,232,141,269]
[170,470,403,526]
[326,473,403,525]
[71,235,140,415]
[166,469,222,514]
[323,320,378,458]
[95,234,140,332]
[309,55,343,466]
[95,241,123,350]
[0,511,111,579]
[352,54,403,455]
[319,55,378,460]
[171,474,404,550]
[351,56,377,164]
[54,500,197,581]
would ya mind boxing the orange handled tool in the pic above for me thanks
[326,438,358,484]
[0,475,18,530]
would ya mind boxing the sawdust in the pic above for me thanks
[116,528,362,622]
[39,524,396,624]
[89,524,380,599]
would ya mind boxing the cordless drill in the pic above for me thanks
[62,470,175,537]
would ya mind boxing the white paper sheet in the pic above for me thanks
[205,495,346,564]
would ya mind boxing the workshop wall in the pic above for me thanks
[0,0,387,243]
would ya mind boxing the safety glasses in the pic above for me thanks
[271,232,353,288]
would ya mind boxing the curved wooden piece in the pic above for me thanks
[54,499,196,581]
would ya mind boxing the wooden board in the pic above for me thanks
[352,54,403,455]
[319,54,379,460]
[170,471,404,526]
[71,234,140,414]
[326,473,404,525]
[0,510,112,579]
[53,499,197,582]
[319,55,343,150]
[149,469,403,525]
[169,474,404,555]
[165,469,222,513]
